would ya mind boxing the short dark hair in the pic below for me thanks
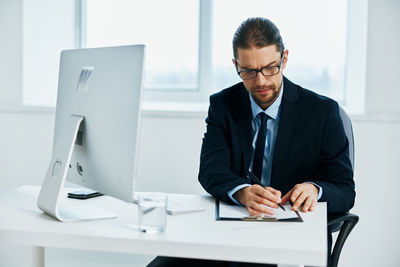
[232,17,285,59]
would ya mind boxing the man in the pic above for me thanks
[199,17,355,216]
[148,17,355,267]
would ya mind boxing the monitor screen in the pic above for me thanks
[38,45,145,221]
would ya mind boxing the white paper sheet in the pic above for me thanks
[219,202,299,220]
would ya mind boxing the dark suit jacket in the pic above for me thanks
[198,76,355,214]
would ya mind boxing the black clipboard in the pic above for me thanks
[215,199,303,222]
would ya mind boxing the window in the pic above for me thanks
[22,0,76,107]
[85,0,353,105]
[22,0,367,113]
[85,0,199,90]
[212,0,348,103]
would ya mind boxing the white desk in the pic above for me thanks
[0,186,327,267]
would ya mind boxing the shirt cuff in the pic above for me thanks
[227,184,251,206]
[305,181,323,200]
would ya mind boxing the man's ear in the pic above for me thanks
[282,50,289,69]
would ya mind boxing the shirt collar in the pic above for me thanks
[249,80,284,120]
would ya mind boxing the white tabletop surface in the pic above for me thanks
[0,186,327,266]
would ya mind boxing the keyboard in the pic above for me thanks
[166,199,205,215]
[132,193,205,215]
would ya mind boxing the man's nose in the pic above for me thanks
[254,71,266,85]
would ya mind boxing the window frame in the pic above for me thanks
[79,0,212,103]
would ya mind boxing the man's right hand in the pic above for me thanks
[233,185,282,216]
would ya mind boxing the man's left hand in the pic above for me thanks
[281,183,319,213]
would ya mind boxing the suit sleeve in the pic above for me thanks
[198,96,247,203]
[313,102,355,214]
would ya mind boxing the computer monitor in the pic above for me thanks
[37,45,145,222]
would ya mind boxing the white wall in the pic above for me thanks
[338,1,400,265]
[340,121,400,267]
[365,0,400,115]
[0,111,207,195]
[1,0,400,266]
[0,0,22,108]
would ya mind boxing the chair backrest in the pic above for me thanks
[329,105,359,267]
[338,105,354,169]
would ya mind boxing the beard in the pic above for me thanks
[249,82,282,109]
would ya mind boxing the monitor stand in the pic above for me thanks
[37,115,117,222]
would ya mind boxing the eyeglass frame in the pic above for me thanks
[235,52,285,80]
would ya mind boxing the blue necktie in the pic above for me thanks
[252,112,269,182]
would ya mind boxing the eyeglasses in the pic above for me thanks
[236,55,284,80]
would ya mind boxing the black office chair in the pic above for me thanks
[328,212,359,267]
[327,106,359,267]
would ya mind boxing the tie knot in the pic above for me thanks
[258,112,269,123]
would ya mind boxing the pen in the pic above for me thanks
[247,172,285,211]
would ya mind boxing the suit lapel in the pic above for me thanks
[271,77,301,184]
[232,84,253,170]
